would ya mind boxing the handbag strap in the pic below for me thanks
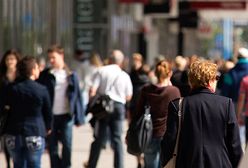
[173,97,184,156]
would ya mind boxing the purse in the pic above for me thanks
[126,105,153,156]
[0,105,10,136]
[164,98,183,168]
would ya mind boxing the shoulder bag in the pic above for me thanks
[126,95,153,156]
[164,97,184,168]
[86,73,120,120]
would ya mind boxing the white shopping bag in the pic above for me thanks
[239,147,248,168]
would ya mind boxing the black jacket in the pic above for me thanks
[161,88,242,168]
[4,79,52,137]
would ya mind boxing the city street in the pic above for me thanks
[0,121,137,168]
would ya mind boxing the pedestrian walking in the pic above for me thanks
[133,60,180,168]
[37,45,85,168]
[0,49,21,168]
[128,53,150,168]
[221,47,248,106]
[3,56,52,168]
[85,50,133,168]
[237,75,248,145]
[161,59,243,168]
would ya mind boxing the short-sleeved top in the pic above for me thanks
[239,75,248,116]
[92,64,133,104]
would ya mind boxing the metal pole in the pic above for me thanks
[50,0,57,45]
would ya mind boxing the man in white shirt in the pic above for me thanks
[86,50,133,168]
[38,45,84,168]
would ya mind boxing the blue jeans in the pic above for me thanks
[144,137,162,168]
[88,102,125,168]
[81,89,89,114]
[5,135,45,168]
[49,114,73,168]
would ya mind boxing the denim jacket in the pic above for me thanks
[37,68,85,125]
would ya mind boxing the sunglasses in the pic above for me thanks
[215,74,221,81]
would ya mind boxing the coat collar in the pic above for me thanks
[190,87,215,95]
[47,64,72,76]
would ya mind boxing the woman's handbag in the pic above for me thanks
[126,105,153,156]
[164,98,183,168]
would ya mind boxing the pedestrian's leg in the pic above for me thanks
[25,136,45,168]
[136,155,143,168]
[49,117,61,168]
[5,135,25,168]
[143,138,161,168]
[109,103,125,168]
[88,119,108,168]
[110,119,124,168]
[245,117,248,145]
[3,138,11,168]
[60,118,73,168]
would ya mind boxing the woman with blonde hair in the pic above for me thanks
[161,59,242,168]
[133,60,180,168]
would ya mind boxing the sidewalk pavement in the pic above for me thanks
[0,121,137,168]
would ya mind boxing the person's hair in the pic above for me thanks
[89,52,102,67]
[155,60,172,82]
[47,44,64,55]
[109,50,124,65]
[0,49,21,77]
[132,53,143,62]
[188,60,217,89]
[174,55,187,70]
[74,49,84,56]
[17,56,37,79]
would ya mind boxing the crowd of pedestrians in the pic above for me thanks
[0,45,248,168]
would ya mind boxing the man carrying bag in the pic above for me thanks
[85,50,133,168]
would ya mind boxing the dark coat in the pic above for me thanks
[129,66,150,118]
[221,58,248,103]
[161,88,242,168]
[4,79,52,137]
[0,76,10,113]
[37,68,85,125]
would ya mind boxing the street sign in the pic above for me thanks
[73,0,108,57]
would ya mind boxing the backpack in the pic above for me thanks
[126,105,153,156]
